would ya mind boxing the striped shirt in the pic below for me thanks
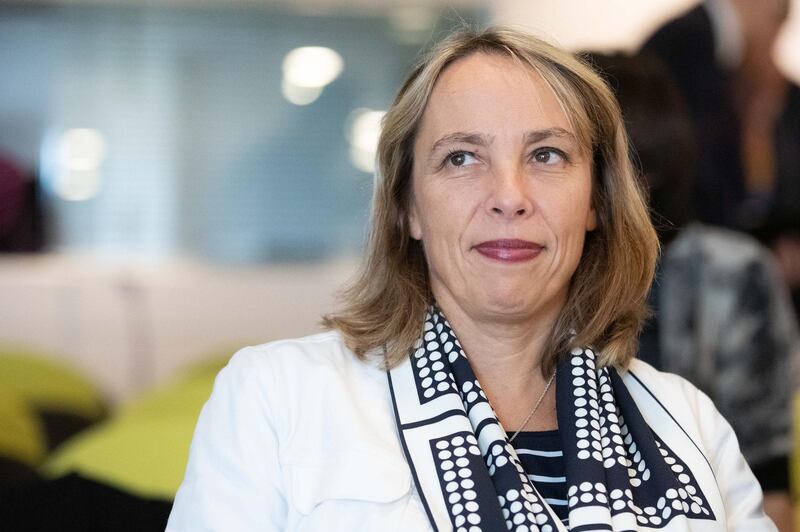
[511,430,568,524]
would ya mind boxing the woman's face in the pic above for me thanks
[409,52,596,326]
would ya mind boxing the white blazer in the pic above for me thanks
[166,331,774,531]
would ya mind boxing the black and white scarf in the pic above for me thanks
[387,308,719,531]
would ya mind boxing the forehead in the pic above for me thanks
[417,52,576,143]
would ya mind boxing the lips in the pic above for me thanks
[473,239,544,263]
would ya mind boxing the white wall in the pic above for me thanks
[492,0,698,52]
[0,255,358,402]
[491,0,800,83]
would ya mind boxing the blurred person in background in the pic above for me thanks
[0,151,45,253]
[644,0,800,318]
[168,27,774,531]
[591,51,800,532]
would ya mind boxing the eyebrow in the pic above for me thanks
[431,131,493,153]
[524,127,578,145]
[430,127,578,154]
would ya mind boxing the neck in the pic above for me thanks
[429,286,565,432]
[432,290,563,398]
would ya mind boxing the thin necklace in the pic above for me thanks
[508,368,556,443]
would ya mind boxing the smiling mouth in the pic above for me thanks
[473,239,544,263]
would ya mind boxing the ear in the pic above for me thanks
[407,200,423,240]
[585,206,597,232]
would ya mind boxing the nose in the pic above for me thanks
[487,166,532,218]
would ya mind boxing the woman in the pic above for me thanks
[167,27,774,531]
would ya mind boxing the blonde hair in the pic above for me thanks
[323,26,658,376]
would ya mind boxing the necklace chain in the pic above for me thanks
[508,368,556,443]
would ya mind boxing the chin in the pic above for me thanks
[477,287,537,319]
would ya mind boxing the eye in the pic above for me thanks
[532,148,567,165]
[445,150,477,168]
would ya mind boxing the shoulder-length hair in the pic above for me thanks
[323,26,658,376]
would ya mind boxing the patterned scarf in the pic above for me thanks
[387,308,717,531]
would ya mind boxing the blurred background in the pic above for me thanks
[0,0,798,530]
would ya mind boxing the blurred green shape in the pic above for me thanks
[0,349,107,421]
[44,355,230,500]
[0,385,46,466]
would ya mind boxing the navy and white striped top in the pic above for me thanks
[511,430,568,524]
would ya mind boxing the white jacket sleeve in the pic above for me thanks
[693,385,777,531]
[166,347,287,531]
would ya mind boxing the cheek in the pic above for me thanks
[419,206,457,244]
[586,205,598,231]
[568,172,596,233]
[407,172,430,241]
[546,185,594,248]
[408,200,423,241]
[411,184,465,240]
